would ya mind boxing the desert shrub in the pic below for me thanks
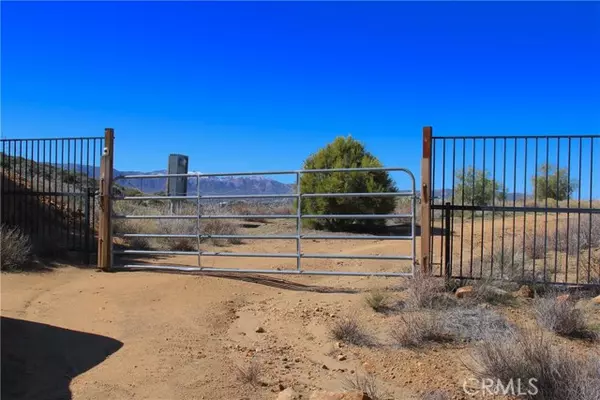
[390,312,450,348]
[299,136,397,232]
[157,219,197,251]
[112,201,242,249]
[469,329,600,400]
[364,290,389,312]
[441,307,513,341]
[395,196,419,225]
[421,390,451,400]
[578,214,600,250]
[469,279,515,305]
[235,360,261,386]
[524,215,600,258]
[200,219,242,245]
[405,275,455,309]
[392,307,512,348]
[532,164,576,201]
[330,317,373,346]
[581,252,600,285]
[483,241,528,281]
[230,201,293,223]
[1,225,32,271]
[342,372,387,400]
[523,231,547,260]
[533,295,597,340]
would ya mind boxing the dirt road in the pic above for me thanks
[2,262,433,400]
[3,215,594,400]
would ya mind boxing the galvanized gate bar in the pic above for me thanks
[116,233,413,240]
[112,166,417,277]
[113,213,412,220]
[116,264,414,277]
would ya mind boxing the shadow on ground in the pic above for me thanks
[112,254,359,294]
[1,317,123,400]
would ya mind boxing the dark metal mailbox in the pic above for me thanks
[167,154,189,196]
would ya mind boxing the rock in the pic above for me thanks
[557,294,570,303]
[456,286,474,298]
[255,327,265,333]
[277,388,300,400]
[337,354,347,361]
[309,391,371,400]
[591,295,600,304]
[335,342,343,349]
[514,285,534,298]
[362,362,375,373]
[321,364,329,370]
[278,383,286,391]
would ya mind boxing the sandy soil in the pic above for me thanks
[2,217,599,400]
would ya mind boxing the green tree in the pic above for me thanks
[299,136,397,232]
[532,164,576,201]
[454,167,502,206]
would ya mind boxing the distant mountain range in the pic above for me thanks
[66,165,527,199]
[116,169,295,196]
[69,165,295,196]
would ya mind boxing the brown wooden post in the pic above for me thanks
[420,126,432,275]
[98,128,114,271]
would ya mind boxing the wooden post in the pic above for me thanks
[98,128,114,271]
[420,126,432,275]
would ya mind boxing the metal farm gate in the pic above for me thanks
[105,167,417,276]
[422,127,600,285]
[1,134,105,260]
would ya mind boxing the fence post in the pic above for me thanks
[444,202,452,281]
[420,126,432,275]
[84,188,91,264]
[98,128,114,271]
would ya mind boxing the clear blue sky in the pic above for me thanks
[2,1,599,193]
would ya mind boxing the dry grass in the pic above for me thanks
[330,317,373,347]
[581,251,600,284]
[113,201,242,250]
[524,231,547,260]
[342,372,388,400]
[391,306,512,348]
[468,279,516,306]
[230,201,294,223]
[1,225,32,271]
[405,275,455,309]
[533,294,598,340]
[483,242,528,281]
[420,390,451,400]
[364,290,390,312]
[441,306,513,341]
[469,328,600,400]
[522,215,600,259]
[390,312,450,348]
[235,360,261,387]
